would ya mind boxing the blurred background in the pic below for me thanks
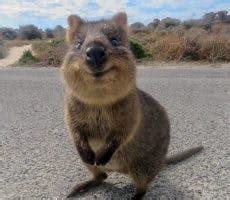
[0,0,229,66]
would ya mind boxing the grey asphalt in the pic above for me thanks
[1,65,230,199]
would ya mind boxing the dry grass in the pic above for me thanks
[130,24,230,62]
[4,39,31,48]
[199,35,230,62]
[4,24,228,66]
[32,39,68,67]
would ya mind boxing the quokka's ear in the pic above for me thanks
[112,12,128,31]
[66,15,85,43]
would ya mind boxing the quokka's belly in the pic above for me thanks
[88,138,104,153]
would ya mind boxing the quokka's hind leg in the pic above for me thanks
[67,165,107,198]
[129,167,160,200]
[130,175,148,200]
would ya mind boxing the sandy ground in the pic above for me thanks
[1,66,229,199]
[0,45,32,67]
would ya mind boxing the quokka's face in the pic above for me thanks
[61,12,136,105]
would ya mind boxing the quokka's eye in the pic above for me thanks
[110,38,118,47]
[76,40,83,49]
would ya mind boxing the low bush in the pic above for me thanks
[0,41,8,59]
[18,50,37,65]
[129,40,149,59]
[45,29,54,38]
[48,39,64,47]
[199,36,230,62]
[32,39,68,67]
[130,25,230,62]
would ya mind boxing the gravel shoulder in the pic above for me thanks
[1,65,230,199]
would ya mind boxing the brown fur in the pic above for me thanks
[60,12,203,199]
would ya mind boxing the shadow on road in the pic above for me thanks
[66,177,188,199]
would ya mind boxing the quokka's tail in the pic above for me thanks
[166,145,204,165]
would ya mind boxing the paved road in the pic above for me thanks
[1,66,230,199]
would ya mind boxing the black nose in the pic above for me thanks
[86,44,107,67]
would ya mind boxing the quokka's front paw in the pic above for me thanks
[80,149,95,165]
[95,150,112,166]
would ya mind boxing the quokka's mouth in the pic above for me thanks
[88,66,115,78]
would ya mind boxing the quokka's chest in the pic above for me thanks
[75,107,114,138]
[76,109,114,152]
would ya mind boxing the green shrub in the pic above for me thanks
[0,52,4,59]
[0,42,8,59]
[129,40,149,59]
[18,50,37,65]
[48,39,64,47]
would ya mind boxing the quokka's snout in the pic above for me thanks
[85,42,108,76]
